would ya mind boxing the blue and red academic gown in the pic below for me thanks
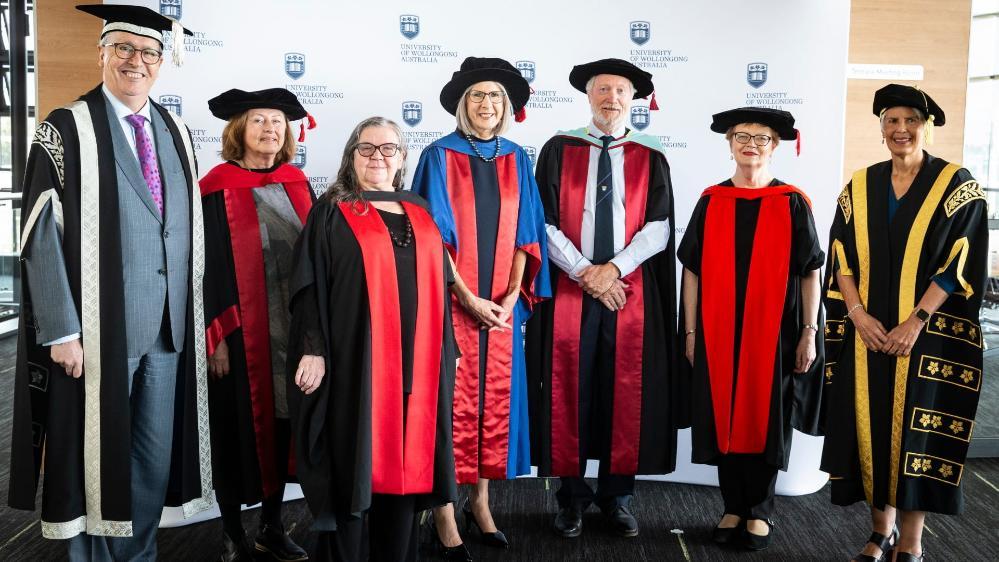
[199,162,313,505]
[677,182,825,470]
[525,128,681,477]
[411,131,551,484]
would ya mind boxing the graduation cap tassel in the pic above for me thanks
[307,113,317,130]
[515,106,526,123]
[795,128,801,156]
[925,114,935,145]
[649,91,659,111]
[170,19,184,67]
[298,121,306,143]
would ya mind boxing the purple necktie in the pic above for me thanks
[125,114,163,214]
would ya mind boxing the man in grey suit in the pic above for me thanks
[7,5,213,561]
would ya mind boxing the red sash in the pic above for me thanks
[339,201,444,494]
[550,143,650,476]
[443,151,521,483]
[200,165,312,497]
[700,185,803,453]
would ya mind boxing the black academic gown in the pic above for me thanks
[821,153,987,514]
[8,85,212,537]
[286,191,458,532]
[677,181,825,469]
[526,132,682,477]
[200,162,315,506]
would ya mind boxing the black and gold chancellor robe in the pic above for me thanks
[822,153,987,514]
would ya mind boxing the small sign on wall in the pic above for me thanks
[847,63,924,81]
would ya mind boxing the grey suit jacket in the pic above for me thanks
[23,95,191,358]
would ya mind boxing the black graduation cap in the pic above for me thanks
[208,88,316,141]
[710,107,797,140]
[439,57,531,121]
[872,83,945,126]
[77,4,193,66]
[569,58,655,101]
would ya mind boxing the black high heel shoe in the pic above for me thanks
[895,551,924,562]
[852,524,899,562]
[741,518,774,551]
[462,500,510,548]
[424,510,473,561]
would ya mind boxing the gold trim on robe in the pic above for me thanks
[850,169,874,503]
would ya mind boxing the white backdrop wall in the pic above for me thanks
[110,0,851,506]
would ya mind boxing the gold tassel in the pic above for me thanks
[925,114,935,145]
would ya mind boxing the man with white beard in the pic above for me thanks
[526,58,682,539]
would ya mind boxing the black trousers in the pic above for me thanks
[717,454,778,520]
[556,295,635,511]
[314,495,418,562]
[219,419,292,535]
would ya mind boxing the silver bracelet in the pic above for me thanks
[846,303,864,318]
[803,323,819,332]
[685,328,696,336]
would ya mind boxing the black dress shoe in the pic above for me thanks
[220,530,254,562]
[604,506,639,538]
[741,519,774,551]
[424,510,473,561]
[254,523,308,561]
[852,525,899,562]
[710,517,744,545]
[462,501,509,548]
[554,506,583,538]
[895,552,924,562]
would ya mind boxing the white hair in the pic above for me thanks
[584,75,635,95]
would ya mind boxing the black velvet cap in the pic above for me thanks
[77,4,193,42]
[710,107,797,140]
[208,88,308,121]
[439,57,530,115]
[569,58,654,99]
[872,84,945,125]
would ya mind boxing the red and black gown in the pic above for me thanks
[200,161,313,513]
[677,180,825,519]
[287,191,458,561]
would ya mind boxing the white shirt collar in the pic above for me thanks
[102,84,152,123]
[586,119,626,140]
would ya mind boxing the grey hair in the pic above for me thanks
[324,116,409,203]
[455,82,512,138]
[584,75,635,95]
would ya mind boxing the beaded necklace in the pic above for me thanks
[465,133,502,162]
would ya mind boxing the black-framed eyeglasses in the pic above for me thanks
[467,90,506,103]
[102,42,163,64]
[355,142,400,157]
[733,132,773,147]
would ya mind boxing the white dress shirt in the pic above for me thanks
[45,88,156,347]
[545,120,670,280]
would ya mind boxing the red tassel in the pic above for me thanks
[649,91,659,111]
[298,122,306,143]
[307,113,317,130]
[795,128,801,156]
[515,107,526,123]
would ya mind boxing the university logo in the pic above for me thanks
[402,101,423,127]
[747,62,767,89]
[515,61,535,84]
[400,15,420,40]
[523,146,537,168]
[630,21,650,46]
[285,52,305,80]
[159,0,181,19]
[630,106,650,131]
[158,94,182,116]
[293,145,307,169]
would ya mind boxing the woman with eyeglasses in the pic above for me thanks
[200,88,317,562]
[411,57,550,560]
[287,116,459,562]
[677,107,825,551]
[821,85,986,562]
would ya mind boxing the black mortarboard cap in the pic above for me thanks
[440,57,531,120]
[569,58,654,100]
[872,83,945,126]
[76,4,193,43]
